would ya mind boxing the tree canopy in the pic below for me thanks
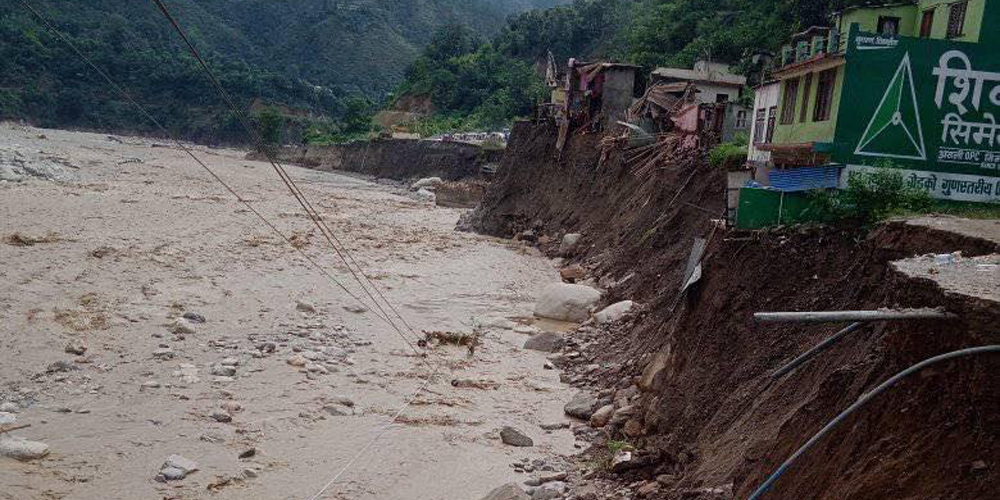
[394,0,874,132]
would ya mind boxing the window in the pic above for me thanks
[813,69,837,122]
[766,107,777,142]
[753,108,766,143]
[735,110,747,129]
[877,16,901,35]
[780,78,799,125]
[799,73,813,123]
[947,1,967,38]
[716,93,730,103]
[920,10,934,37]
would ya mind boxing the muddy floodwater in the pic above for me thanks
[0,124,578,500]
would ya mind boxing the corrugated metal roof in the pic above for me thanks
[768,165,842,192]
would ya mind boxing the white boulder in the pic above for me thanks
[480,483,530,500]
[559,233,582,253]
[534,283,600,322]
[411,177,444,191]
[415,188,436,202]
[0,436,50,461]
[594,300,635,324]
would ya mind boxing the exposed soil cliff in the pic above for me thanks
[464,121,999,500]
[254,138,487,181]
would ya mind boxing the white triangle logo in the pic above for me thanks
[854,53,927,161]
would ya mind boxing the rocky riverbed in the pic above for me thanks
[0,124,586,500]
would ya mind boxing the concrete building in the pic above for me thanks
[554,60,639,149]
[651,60,747,104]
[747,80,780,169]
[564,61,639,129]
[739,0,1000,228]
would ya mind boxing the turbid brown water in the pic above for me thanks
[0,124,579,500]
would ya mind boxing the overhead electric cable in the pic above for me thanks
[148,0,418,342]
[20,4,444,497]
[146,4,451,495]
[16,0,426,357]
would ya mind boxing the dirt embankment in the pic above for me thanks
[255,138,488,181]
[464,122,999,499]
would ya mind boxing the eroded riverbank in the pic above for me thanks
[0,124,579,500]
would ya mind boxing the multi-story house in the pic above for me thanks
[739,0,1000,228]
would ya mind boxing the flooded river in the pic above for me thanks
[0,124,578,500]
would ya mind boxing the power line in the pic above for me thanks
[15,0,422,355]
[306,363,441,500]
[148,0,419,345]
[19,4,444,497]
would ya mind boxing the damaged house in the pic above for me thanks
[636,61,750,142]
[548,59,640,149]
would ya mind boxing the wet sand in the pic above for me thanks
[0,124,578,500]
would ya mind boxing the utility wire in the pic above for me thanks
[15,0,423,355]
[306,362,441,500]
[21,4,444,497]
[149,0,419,344]
[145,3,452,496]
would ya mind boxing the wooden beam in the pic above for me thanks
[0,423,31,434]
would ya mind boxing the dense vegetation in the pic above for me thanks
[395,0,630,133]
[394,0,874,133]
[618,0,845,69]
[1,0,887,142]
[393,24,547,132]
[0,0,564,142]
[809,165,933,225]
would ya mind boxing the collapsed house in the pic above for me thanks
[545,59,640,150]
[650,60,747,104]
[545,57,750,151]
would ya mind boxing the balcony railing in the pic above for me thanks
[778,31,846,68]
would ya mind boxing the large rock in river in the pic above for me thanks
[479,483,530,500]
[0,436,50,461]
[534,283,600,322]
[411,177,444,190]
[594,300,635,324]
[563,392,598,420]
[523,332,564,353]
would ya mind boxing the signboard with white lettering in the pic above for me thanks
[834,26,1000,203]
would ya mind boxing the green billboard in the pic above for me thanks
[834,25,1000,203]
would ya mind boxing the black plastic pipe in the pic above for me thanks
[746,345,1000,500]
[770,322,865,379]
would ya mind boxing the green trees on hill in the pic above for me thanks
[394,1,628,132]
[395,0,872,132]
[397,25,545,131]
[494,0,633,64]
[618,0,842,68]
[1,0,877,141]
[0,0,564,142]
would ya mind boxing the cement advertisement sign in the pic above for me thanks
[835,27,1000,203]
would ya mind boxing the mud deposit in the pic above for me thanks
[467,122,999,500]
[0,124,578,500]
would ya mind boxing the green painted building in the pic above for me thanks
[746,0,1000,216]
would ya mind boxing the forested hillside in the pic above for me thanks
[394,0,870,132]
[0,0,566,142]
